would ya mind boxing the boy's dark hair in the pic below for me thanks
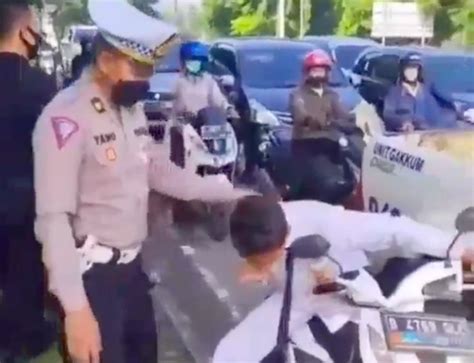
[0,1,30,42]
[230,195,288,258]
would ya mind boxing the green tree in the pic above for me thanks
[54,0,91,37]
[202,0,235,36]
[335,0,373,36]
[203,0,311,37]
[308,0,341,35]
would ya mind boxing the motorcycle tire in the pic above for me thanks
[293,155,355,204]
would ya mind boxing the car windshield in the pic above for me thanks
[154,45,181,73]
[335,45,372,70]
[424,55,474,94]
[239,47,349,89]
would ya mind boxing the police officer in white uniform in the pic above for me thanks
[33,1,250,362]
[213,196,474,362]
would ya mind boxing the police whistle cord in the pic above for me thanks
[261,250,294,363]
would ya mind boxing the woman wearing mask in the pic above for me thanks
[383,52,457,132]
[173,41,230,117]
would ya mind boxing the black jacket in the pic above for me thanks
[0,52,57,223]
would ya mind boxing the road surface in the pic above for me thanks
[144,193,271,363]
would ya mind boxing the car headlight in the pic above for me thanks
[249,99,280,127]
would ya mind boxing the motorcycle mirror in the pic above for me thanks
[455,207,474,233]
[445,207,474,267]
[289,234,330,259]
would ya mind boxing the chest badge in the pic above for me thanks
[91,97,106,114]
[105,147,117,161]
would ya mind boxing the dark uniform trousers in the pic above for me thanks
[83,256,157,363]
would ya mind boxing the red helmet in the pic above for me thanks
[303,50,333,72]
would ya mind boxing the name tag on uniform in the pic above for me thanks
[94,133,116,146]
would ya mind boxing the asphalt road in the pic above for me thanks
[144,193,271,363]
[155,300,195,363]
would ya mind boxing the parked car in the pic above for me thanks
[352,46,474,118]
[209,37,362,122]
[303,35,380,75]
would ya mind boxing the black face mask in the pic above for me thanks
[306,76,325,88]
[20,27,42,60]
[111,80,150,108]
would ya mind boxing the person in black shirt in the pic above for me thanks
[0,1,57,359]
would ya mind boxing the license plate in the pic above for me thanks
[201,125,229,140]
[381,311,474,355]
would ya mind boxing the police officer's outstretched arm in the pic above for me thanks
[148,143,254,202]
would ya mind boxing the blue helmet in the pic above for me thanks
[179,41,209,62]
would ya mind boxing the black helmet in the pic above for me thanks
[400,52,423,69]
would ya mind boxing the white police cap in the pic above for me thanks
[88,0,179,65]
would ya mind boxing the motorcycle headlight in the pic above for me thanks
[249,99,280,127]
[338,137,349,148]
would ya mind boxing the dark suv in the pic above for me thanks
[352,46,474,116]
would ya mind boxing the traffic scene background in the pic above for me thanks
[1,0,474,362]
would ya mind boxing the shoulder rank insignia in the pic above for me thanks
[91,97,106,114]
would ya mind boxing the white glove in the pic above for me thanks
[336,269,389,308]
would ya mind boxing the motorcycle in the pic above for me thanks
[271,207,474,363]
[265,120,363,205]
[147,93,175,143]
[168,106,239,242]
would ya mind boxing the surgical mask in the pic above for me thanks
[185,60,203,75]
[403,67,419,83]
[20,27,42,60]
[111,80,150,108]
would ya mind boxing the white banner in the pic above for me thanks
[371,2,434,39]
